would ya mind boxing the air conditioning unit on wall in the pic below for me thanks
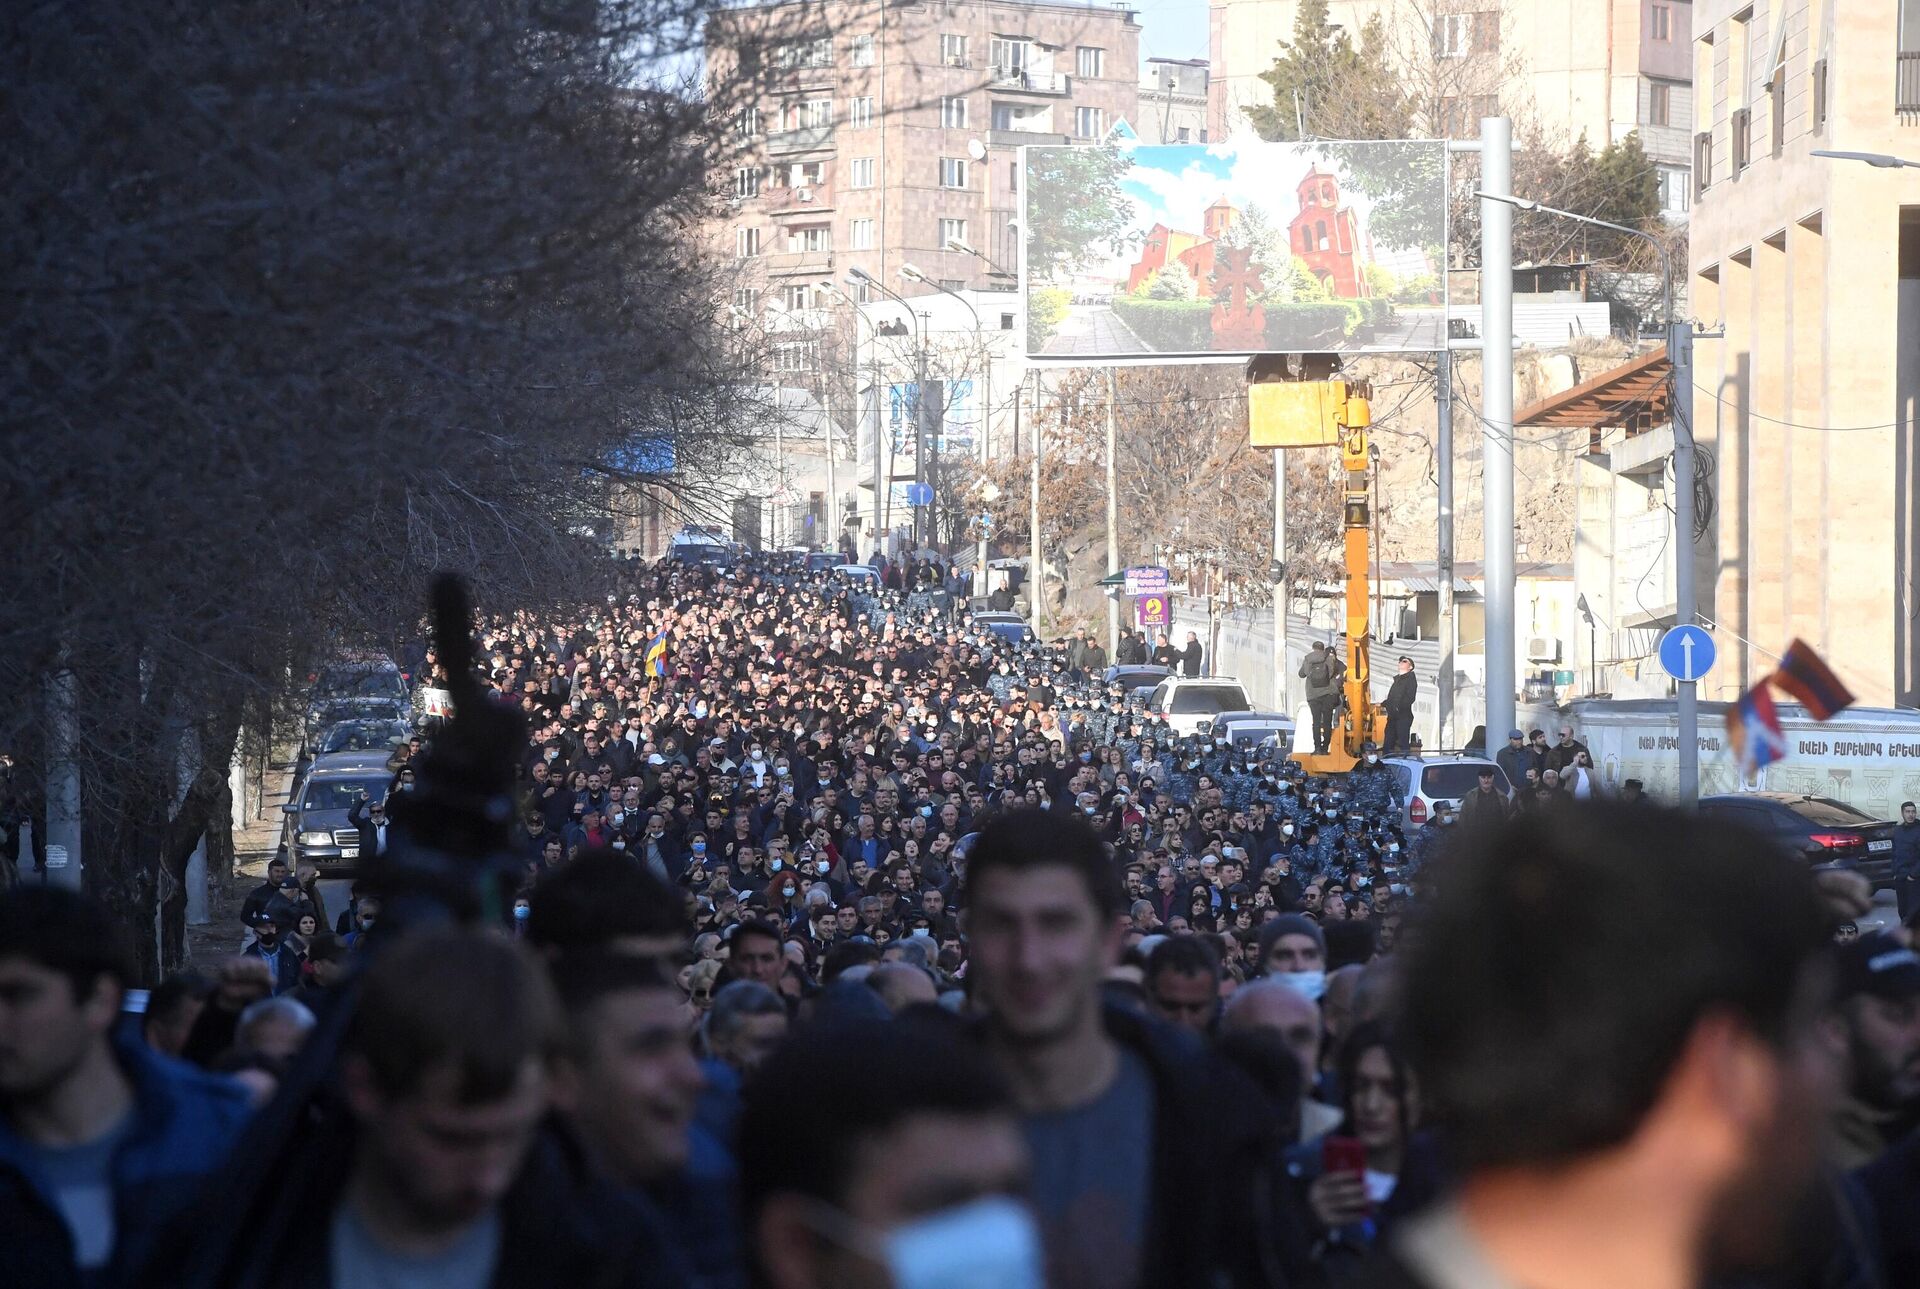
[1526,636,1561,663]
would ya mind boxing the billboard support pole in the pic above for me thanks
[1106,367,1120,660]
[1480,115,1517,756]
[1273,448,1288,716]
[1436,348,1455,748]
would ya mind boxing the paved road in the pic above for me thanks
[1042,303,1151,357]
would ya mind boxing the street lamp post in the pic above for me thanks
[821,278,885,554]
[905,265,992,532]
[848,266,929,549]
[1476,188,1697,804]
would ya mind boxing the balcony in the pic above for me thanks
[987,67,1070,96]
[765,250,833,277]
[1901,52,1920,115]
[766,181,834,212]
[767,125,834,155]
[990,129,1070,147]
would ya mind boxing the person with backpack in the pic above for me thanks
[1299,642,1346,756]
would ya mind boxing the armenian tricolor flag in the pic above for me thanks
[645,631,670,677]
[1728,682,1787,776]
[1769,638,1855,721]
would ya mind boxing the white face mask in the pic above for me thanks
[1276,969,1327,1001]
[817,1196,1045,1289]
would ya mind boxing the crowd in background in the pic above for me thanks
[2,554,1918,1289]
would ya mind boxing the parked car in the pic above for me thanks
[302,659,410,754]
[1696,792,1898,887]
[280,752,396,870]
[313,719,411,758]
[972,611,1034,645]
[1381,755,1514,830]
[1103,664,1173,693]
[806,551,840,573]
[1205,710,1297,753]
[833,563,879,583]
[1147,676,1253,737]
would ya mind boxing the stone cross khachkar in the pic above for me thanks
[1209,246,1266,349]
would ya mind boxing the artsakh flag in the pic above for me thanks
[1769,638,1855,721]
[1728,682,1787,777]
[645,631,670,677]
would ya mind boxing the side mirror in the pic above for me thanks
[281,802,300,813]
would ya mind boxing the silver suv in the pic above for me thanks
[1380,755,1513,830]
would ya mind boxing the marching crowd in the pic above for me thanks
[2,554,1919,1289]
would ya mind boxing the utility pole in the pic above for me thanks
[1029,372,1043,636]
[1436,349,1455,747]
[1106,367,1120,659]
[915,315,931,549]
[1479,115,1517,754]
[1273,448,1289,715]
[1672,316,1699,805]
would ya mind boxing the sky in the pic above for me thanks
[1134,0,1211,61]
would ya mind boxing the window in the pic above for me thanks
[1000,312,1016,330]
[940,95,968,128]
[939,218,968,248]
[849,34,874,67]
[939,157,968,188]
[940,278,966,291]
[1075,106,1104,138]
[774,341,814,372]
[781,284,816,310]
[849,96,874,128]
[734,167,761,198]
[1650,3,1672,41]
[787,224,831,252]
[1077,46,1104,78]
[850,218,874,249]
[850,157,876,188]
[736,107,761,138]
[1648,80,1672,127]
[1474,10,1499,52]
[1437,12,1472,57]
[1439,94,1498,137]
[732,287,760,313]
[940,33,968,66]
[1176,126,1190,143]
[735,226,761,257]
[990,37,1029,75]
[803,98,833,129]
[1657,165,1690,214]
[1316,219,1328,250]
[803,38,832,68]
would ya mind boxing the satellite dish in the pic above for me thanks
[967,138,988,162]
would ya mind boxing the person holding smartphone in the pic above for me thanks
[1284,1021,1427,1278]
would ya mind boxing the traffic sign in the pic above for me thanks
[1137,593,1170,628]
[905,482,934,507]
[1658,625,1716,683]
[1124,565,1169,595]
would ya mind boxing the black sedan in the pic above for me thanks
[1697,792,1898,887]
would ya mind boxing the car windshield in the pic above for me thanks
[1117,674,1164,692]
[300,778,389,813]
[1168,685,1250,715]
[1223,723,1286,746]
[316,667,406,701]
[1787,797,1876,826]
[1422,763,1511,799]
[314,697,400,723]
[319,723,404,753]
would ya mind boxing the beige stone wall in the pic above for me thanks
[1689,0,1920,707]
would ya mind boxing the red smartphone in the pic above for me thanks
[1322,1135,1368,1178]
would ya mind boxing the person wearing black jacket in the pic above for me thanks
[964,807,1285,1289]
[1382,657,1418,756]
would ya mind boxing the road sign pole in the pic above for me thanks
[1671,318,1699,808]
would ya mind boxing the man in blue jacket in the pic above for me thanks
[0,886,252,1287]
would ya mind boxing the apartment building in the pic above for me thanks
[1206,0,1696,218]
[707,0,1140,308]
[1688,0,1920,708]
[1141,57,1210,143]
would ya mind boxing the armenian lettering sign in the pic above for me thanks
[1021,141,1448,363]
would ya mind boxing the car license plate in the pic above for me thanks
[341,847,360,858]
[1869,839,1892,852]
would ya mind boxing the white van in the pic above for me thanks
[1148,676,1253,737]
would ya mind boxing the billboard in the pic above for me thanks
[1022,140,1448,362]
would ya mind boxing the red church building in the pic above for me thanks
[1126,195,1239,296]
[1287,167,1373,299]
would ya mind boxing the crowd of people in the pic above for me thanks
[2,553,1918,1289]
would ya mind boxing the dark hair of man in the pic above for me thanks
[1323,918,1378,970]
[0,886,134,1001]
[547,950,678,1060]
[525,849,692,952]
[737,1019,1012,1233]
[963,805,1124,918]
[144,970,212,1036]
[1145,934,1221,988]
[730,918,783,955]
[820,938,882,984]
[346,927,563,1104]
[1398,802,1825,1170]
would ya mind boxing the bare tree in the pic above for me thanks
[2,0,780,978]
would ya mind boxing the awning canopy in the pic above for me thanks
[1515,345,1671,431]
